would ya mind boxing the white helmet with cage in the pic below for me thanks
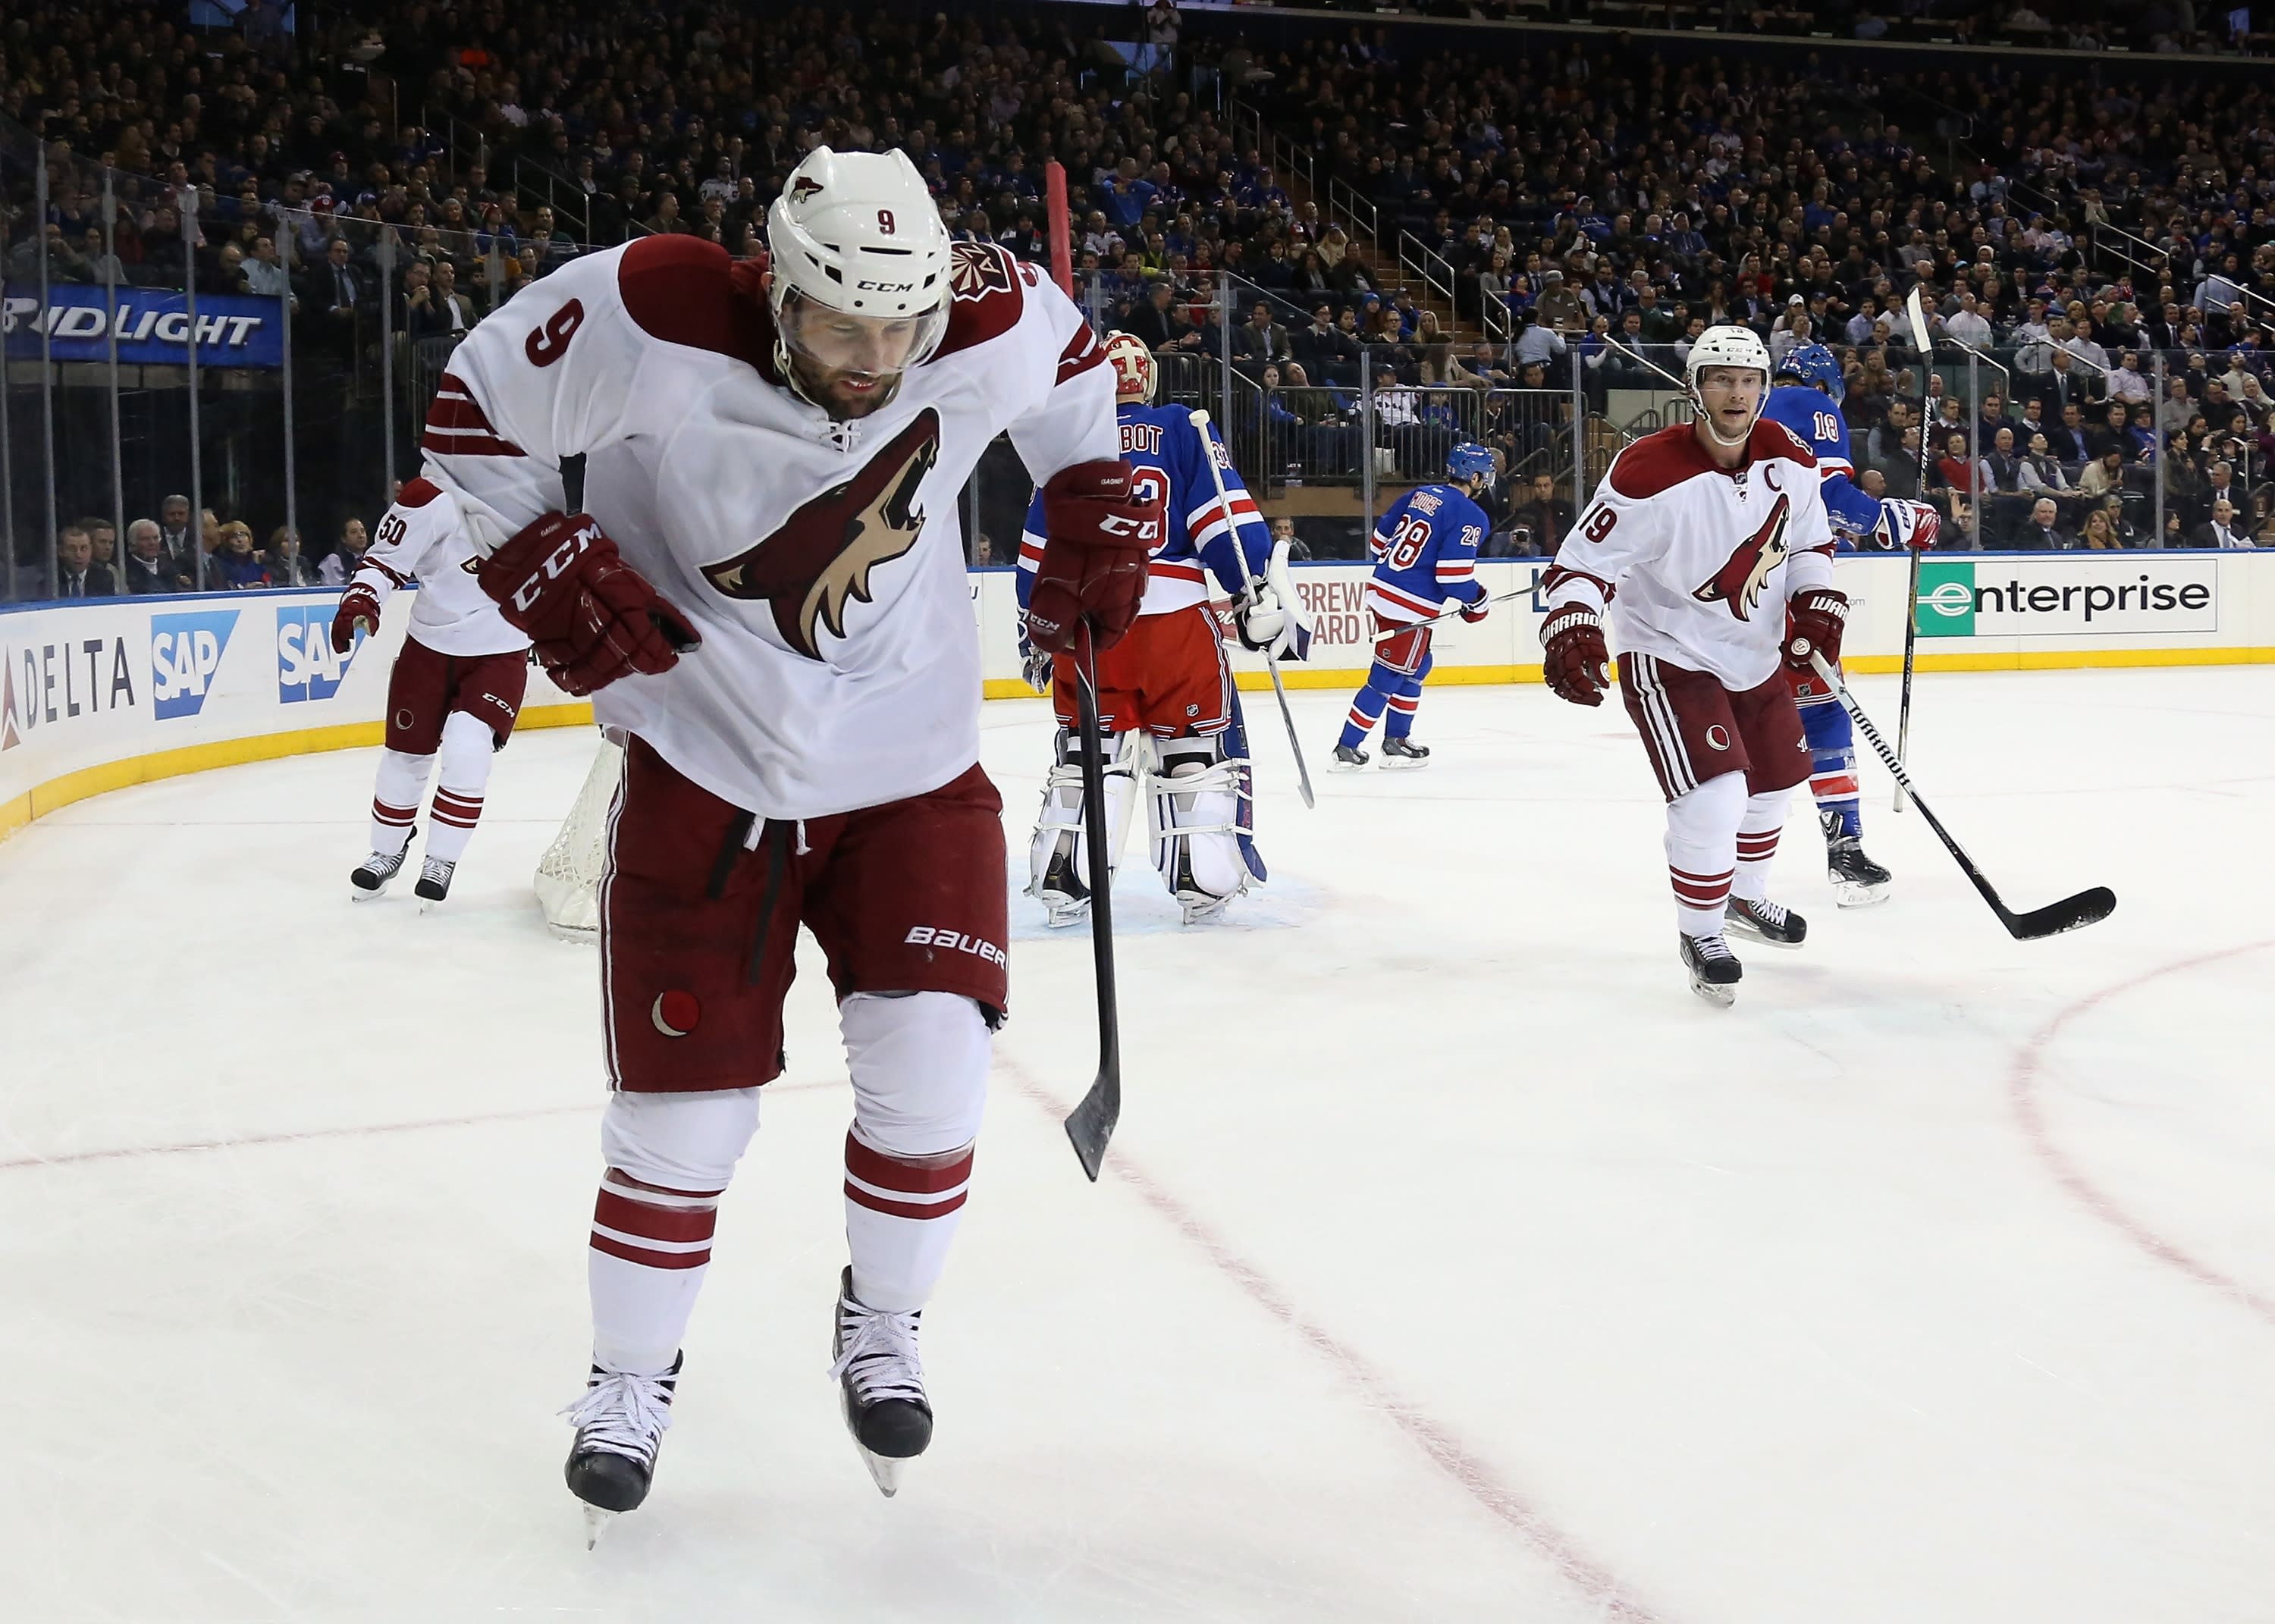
[1103,331,1156,404]
[766,146,953,408]
[1684,324,1772,448]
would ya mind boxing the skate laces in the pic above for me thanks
[561,1370,676,1461]
[1691,932,1737,962]
[1737,898,1788,928]
[830,1296,926,1404]
[421,856,453,882]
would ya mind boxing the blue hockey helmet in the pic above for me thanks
[1774,341,1845,403]
[1446,441,1495,484]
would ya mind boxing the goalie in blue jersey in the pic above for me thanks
[1759,343,1938,904]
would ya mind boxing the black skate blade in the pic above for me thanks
[2004,886,2116,941]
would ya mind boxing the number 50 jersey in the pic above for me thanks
[1365,483,1492,625]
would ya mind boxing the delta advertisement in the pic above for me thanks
[2,284,286,368]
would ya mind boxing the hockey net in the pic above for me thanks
[534,734,624,939]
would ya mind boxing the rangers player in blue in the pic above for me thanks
[1015,332,1307,924]
[1332,442,1495,768]
[1760,343,1939,903]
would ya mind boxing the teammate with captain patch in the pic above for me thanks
[1014,332,1309,926]
[410,146,1159,1532]
[333,476,532,908]
[1540,326,1845,1005]
[1760,342,1939,904]
[1332,442,1495,769]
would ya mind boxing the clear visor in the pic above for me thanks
[776,284,948,381]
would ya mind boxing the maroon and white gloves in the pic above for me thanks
[1878,498,1940,551]
[1024,460,1162,654]
[1540,603,1610,707]
[475,511,699,696]
[330,582,381,654]
[1783,587,1850,674]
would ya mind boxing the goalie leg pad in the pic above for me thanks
[1026,729,1138,924]
[1149,735,1256,923]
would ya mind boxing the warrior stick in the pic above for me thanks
[1190,408,1314,809]
[1807,651,2113,939]
[1061,626,1125,1180]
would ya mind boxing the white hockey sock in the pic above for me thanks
[1664,770,1746,936]
[588,1087,761,1376]
[369,749,433,855]
[1732,788,1792,903]
[840,991,990,1313]
[425,710,498,864]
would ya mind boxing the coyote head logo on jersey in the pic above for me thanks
[701,409,940,660]
[1693,493,1791,622]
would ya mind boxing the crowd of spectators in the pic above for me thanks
[8,0,2275,584]
[39,496,368,597]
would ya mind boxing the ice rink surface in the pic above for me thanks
[3,666,2272,1623]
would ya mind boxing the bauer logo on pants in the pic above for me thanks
[1915,559,2218,638]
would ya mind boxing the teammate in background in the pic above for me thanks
[1015,332,1306,926]
[1332,441,1495,768]
[1759,343,1939,904]
[419,148,1153,1532]
[1539,327,1845,1005]
[333,480,532,906]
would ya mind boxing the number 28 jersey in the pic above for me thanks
[1365,483,1491,625]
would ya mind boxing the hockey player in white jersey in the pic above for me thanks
[413,147,1156,1532]
[1539,326,1847,1005]
[334,478,533,905]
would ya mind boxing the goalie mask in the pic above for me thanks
[767,146,953,415]
[1684,324,1772,449]
[1103,331,1156,404]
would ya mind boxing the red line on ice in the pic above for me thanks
[2007,937,2275,1329]
[999,1060,1671,1624]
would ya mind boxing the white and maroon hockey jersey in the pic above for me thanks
[1546,418,1837,690]
[412,236,1118,820]
[353,476,531,657]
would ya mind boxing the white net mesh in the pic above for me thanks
[534,734,624,939]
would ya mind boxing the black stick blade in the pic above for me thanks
[2005,886,2117,941]
[1064,1072,1120,1183]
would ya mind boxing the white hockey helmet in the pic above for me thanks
[767,146,953,406]
[1684,324,1771,447]
[1103,331,1156,403]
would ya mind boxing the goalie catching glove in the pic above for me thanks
[475,510,699,696]
[1539,603,1611,707]
[1023,460,1162,654]
[1782,587,1849,672]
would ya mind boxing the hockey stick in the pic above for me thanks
[1806,651,2115,939]
[1189,408,1315,810]
[1370,588,1528,641]
[1897,287,1934,813]
[1061,625,1123,1180]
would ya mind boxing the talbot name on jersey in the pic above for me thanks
[700,409,941,660]
[1121,422,1164,456]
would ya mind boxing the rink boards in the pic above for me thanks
[5,553,2273,842]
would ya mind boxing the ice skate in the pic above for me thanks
[1379,735,1431,768]
[1029,836,1091,928]
[1329,743,1370,770]
[1824,814,1892,908]
[830,1266,930,1497]
[1725,896,1806,947]
[1679,931,1743,1007]
[562,1355,680,1548]
[414,856,455,909]
[350,844,411,898]
[1171,842,1241,925]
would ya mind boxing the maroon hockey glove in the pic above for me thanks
[1783,587,1850,674]
[1025,460,1161,654]
[331,582,381,653]
[476,511,699,697]
[1540,603,1610,707]
[1458,590,1492,625]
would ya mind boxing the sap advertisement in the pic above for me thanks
[2,284,285,368]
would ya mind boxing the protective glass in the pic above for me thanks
[776,284,948,380]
